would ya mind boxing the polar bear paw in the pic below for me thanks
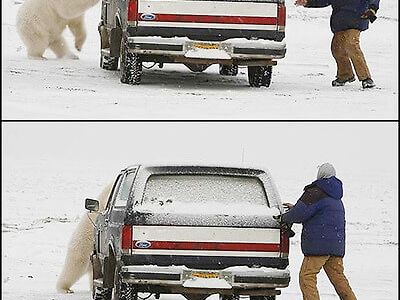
[56,284,75,294]
[75,39,85,52]
[60,288,74,294]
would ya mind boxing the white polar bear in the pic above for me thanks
[16,0,99,59]
[56,184,112,293]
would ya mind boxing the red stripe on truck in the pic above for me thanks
[133,240,280,252]
[139,14,278,25]
[277,3,286,26]
[122,225,133,249]
[128,0,138,21]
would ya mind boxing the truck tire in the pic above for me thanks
[250,296,275,300]
[120,37,142,85]
[219,295,239,300]
[100,55,119,71]
[184,64,211,73]
[248,66,272,87]
[93,286,112,300]
[115,282,136,300]
[219,64,238,76]
[114,267,137,300]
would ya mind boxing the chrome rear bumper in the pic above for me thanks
[127,37,286,62]
[120,265,290,291]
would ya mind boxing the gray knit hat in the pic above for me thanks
[317,163,336,179]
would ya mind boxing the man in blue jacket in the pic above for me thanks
[282,163,357,300]
[295,0,380,89]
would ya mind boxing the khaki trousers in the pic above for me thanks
[299,256,357,300]
[331,29,371,81]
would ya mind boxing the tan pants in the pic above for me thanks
[299,256,357,300]
[331,29,371,81]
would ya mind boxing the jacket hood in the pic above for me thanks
[313,176,343,199]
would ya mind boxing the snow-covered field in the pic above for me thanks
[1,0,398,120]
[2,123,398,300]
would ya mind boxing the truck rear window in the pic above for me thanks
[141,174,269,213]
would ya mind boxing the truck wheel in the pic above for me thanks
[93,286,112,300]
[114,267,137,300]
[115,282,136,300]
[120,37,142,85]
[184,64,211,73]
[219,64,238,76]
[248,66,272,87]
[250,296,275,300]
[100,55,119,71]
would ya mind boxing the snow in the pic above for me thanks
[223,266,290,278]
[2,123,398,300]
[137,202,279,216]
[142,174,268,210]
[1,0,398,119]
[224,38,286,50]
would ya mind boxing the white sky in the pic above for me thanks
[2,122,397,178]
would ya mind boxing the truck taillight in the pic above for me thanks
[128,0,138,22]
[121,225,132,249]
[277,4,286,27]
[280,228,289,255]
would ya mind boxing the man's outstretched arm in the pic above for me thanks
[282,200,319,224]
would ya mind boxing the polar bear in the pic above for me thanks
[16,0,99,59]
[56,183,112,293]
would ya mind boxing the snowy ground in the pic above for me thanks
[2,123,398,300]
[1,0,398,120]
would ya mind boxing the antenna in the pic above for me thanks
[241,147,245,163]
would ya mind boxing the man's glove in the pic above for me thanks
[281,222,296,238]
[361,7,377,23]
[273,214,295,238]
[273,214,282,222]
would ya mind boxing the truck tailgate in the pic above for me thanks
[130,0,286,41]
[122,225,288,269]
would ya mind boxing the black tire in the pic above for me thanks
[120,37,142,85]
[250,296,275,300]
[184,63,211,73]
[93,286,112,300]
[100,55,119,70]
[219,64,238,76]
[113,267,137,300]
[219,295,239,300]
[248,65,272,87]
[114,282,136,300]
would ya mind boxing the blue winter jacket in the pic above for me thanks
[282,177,346,257]
[306,0,380,33]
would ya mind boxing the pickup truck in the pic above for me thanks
[98,0,286,87]
[85,165,290,300]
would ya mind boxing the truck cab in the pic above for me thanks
[86,165,291,300]
[98,0,286,87]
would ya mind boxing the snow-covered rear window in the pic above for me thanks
[140,174,269,214]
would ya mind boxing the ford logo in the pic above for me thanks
[141,13,156,21]
[135,240,152,248]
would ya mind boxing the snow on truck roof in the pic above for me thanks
[121,164,269,176]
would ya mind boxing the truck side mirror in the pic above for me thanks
[85,198,99,212]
